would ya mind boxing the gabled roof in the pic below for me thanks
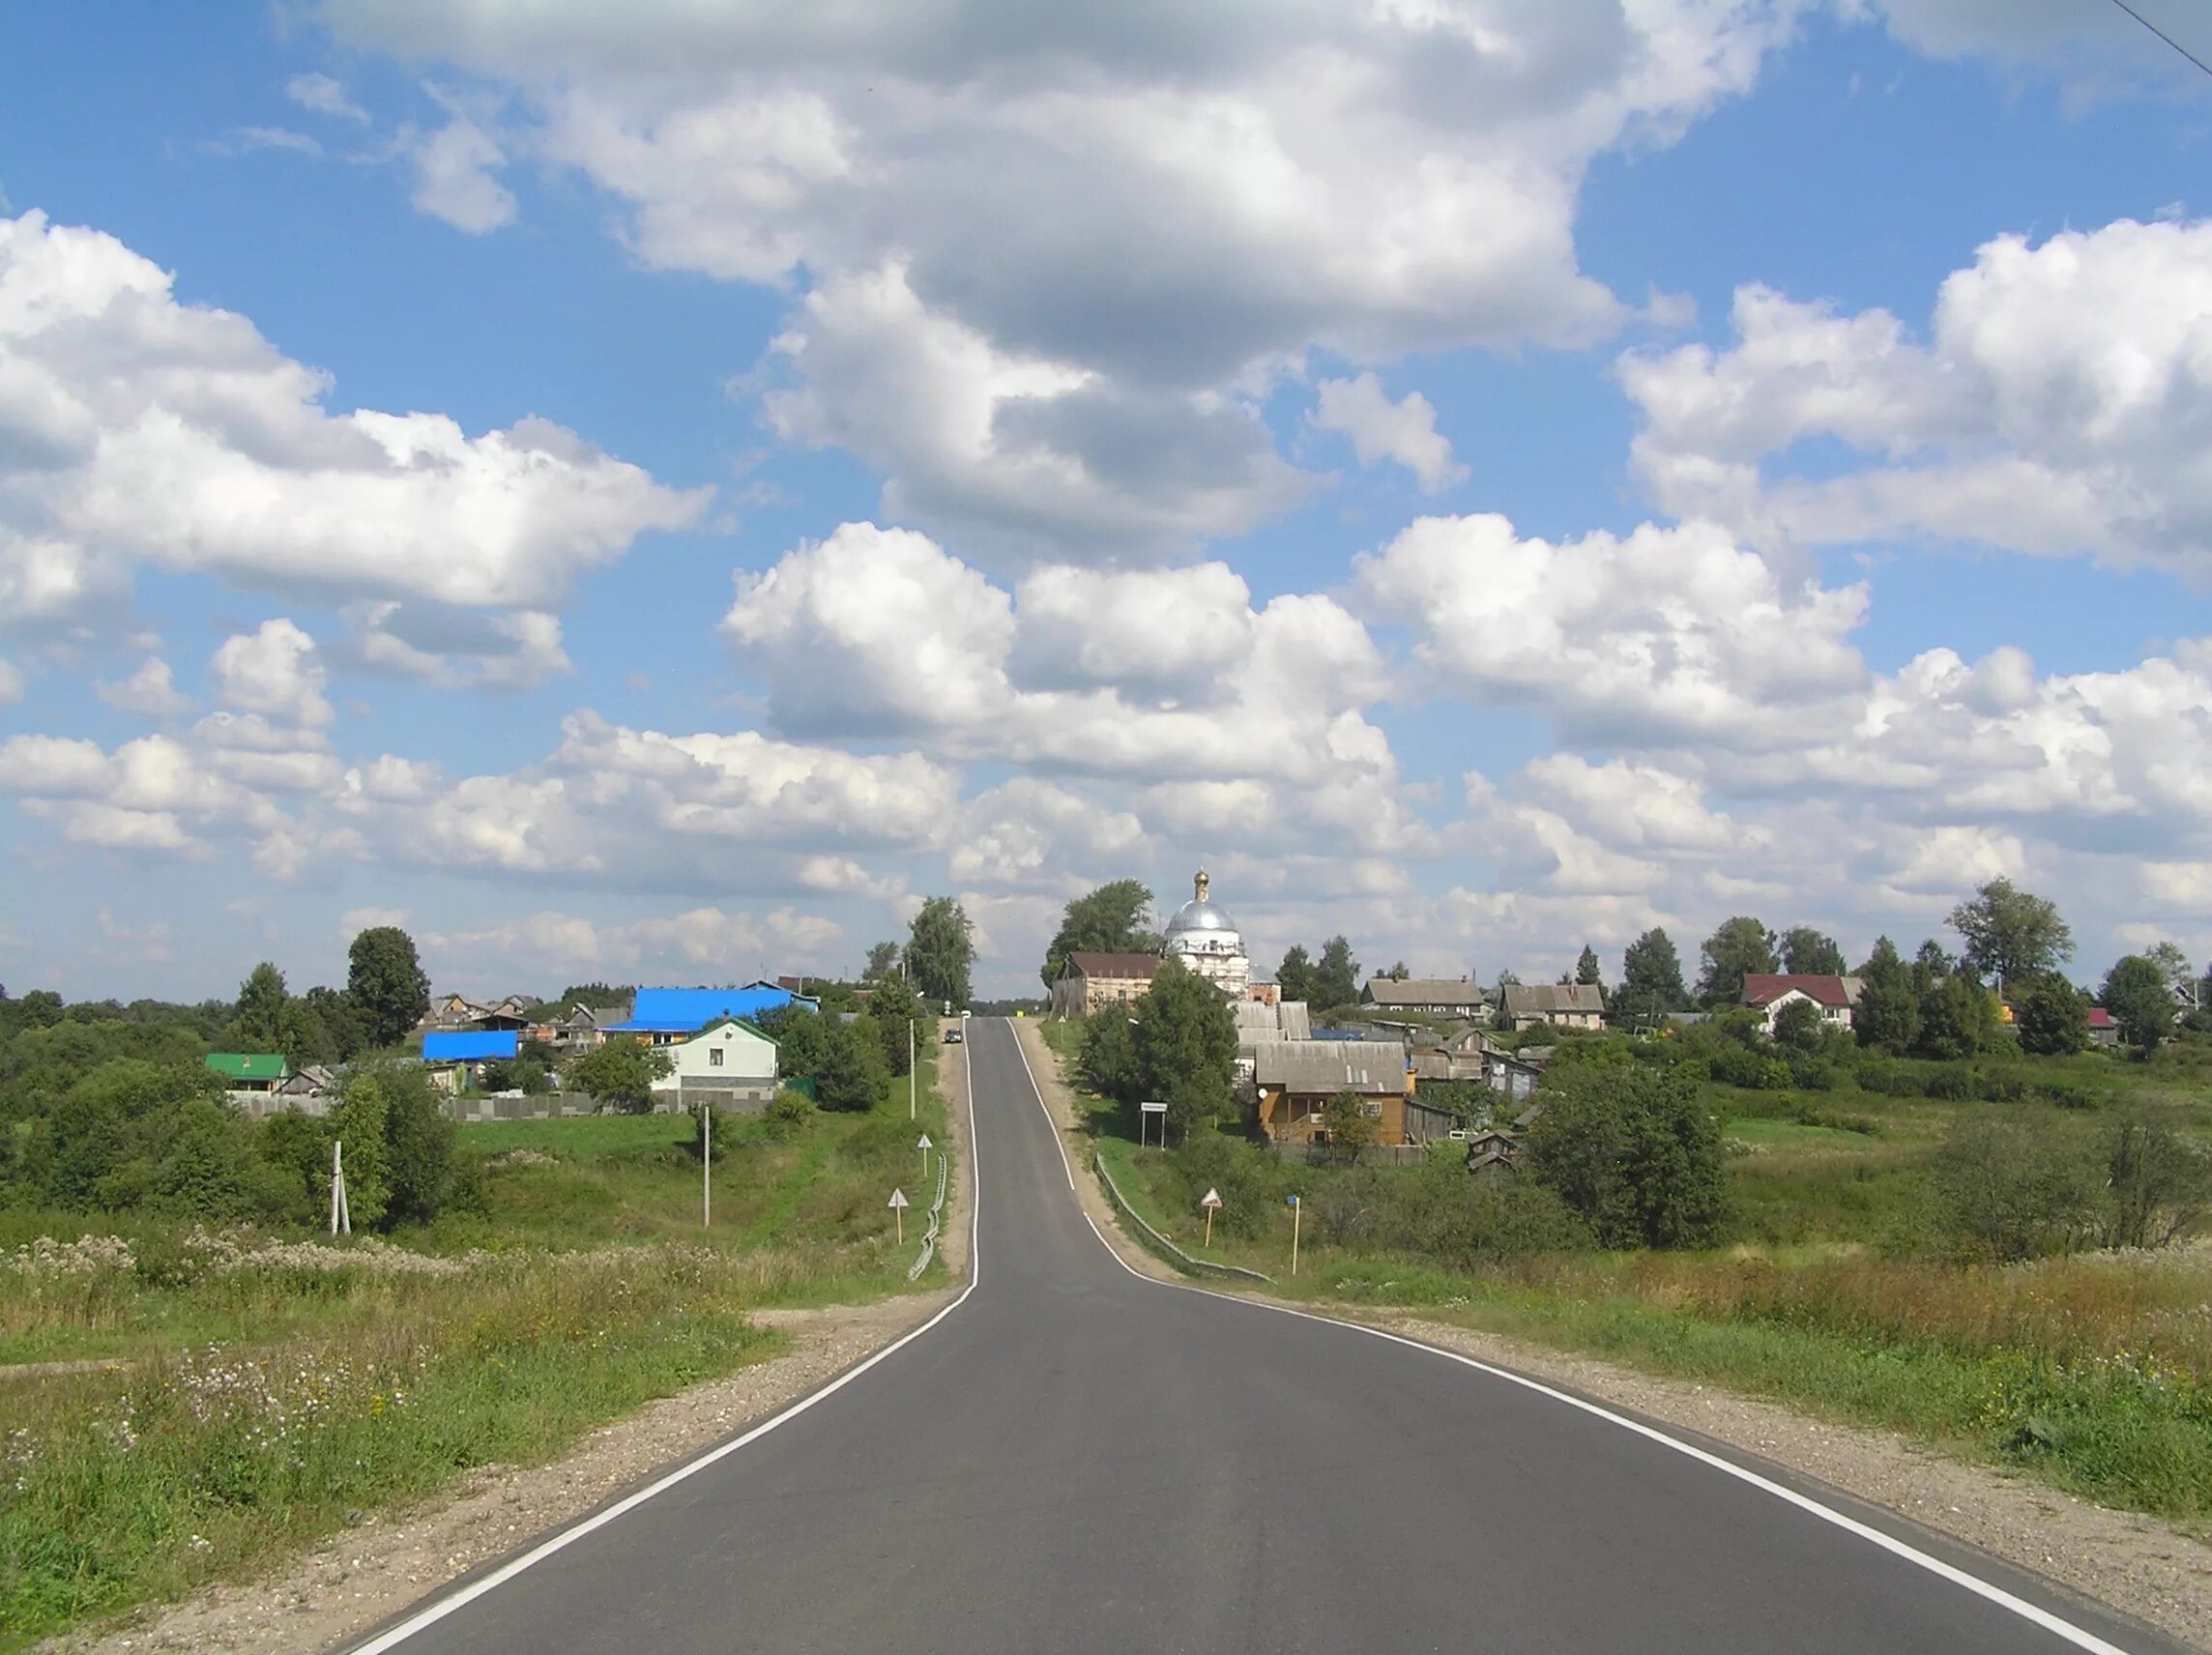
[422,1030,520,1061]
[606,984,813,1033]
[1363,977,1490,1008]
[2087,1006,2116,1030]
[205,1052,288,1081]
[1061,951,1163,981]
[697,1015,778,1045]
[1253,1039,1409,1094]
[1502,983,1606,1017]
[1741,973,1864,1009]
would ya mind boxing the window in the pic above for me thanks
[710,1047,724,1067]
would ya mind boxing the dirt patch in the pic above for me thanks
[38,1298,954,1655]
[1016,1018,2212,1652]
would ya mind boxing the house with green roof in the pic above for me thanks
[205,1052,289,1093]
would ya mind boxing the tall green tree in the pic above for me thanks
[1130,958,1238,1139]
[2102,955,2175,1055]
[1697,916,1778,1005]
[2012,970,2088,1057]
[1320,1089,1378,1163]
[301,985,365,1062]
[1039,880,1157,987]
[1312,936,1360,1010]
[1947,878,2073,984]
[1275,944,1317,1004]
[861,942,903,984]
[813,1016,887,1112]
[1575,945,1603,987]
[753,1003,829,1081]
[1771,998,1827,1053]
[1916,969,1995,1060]
[230,963,290,1049]
[866,970,921,1077]
[347,926,430,1050]
[906,896,975,1009]
[1779,925,1847,976]
[1521,1064,1728,1249]
[1852,936,1919,1054]
[1615,928,1687,1020]
[2144,941,2199,1013]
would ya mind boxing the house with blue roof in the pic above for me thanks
[604,983,817,1043]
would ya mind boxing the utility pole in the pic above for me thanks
[702,1102,712,1228]
[909,1018,917,1120]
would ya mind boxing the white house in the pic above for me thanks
[1740,973,1864,1033]
[650,1016,780,1111]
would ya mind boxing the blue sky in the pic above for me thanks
[2,1,2210,1002]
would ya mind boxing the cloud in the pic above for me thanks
[0,210,706,629]
[1310,372,1466,491]
[1621,218,2212,581]
[422,904,845,982]
[211,620,334,727]
[96,656,194,718]
[287,73,371,124]
[0,656,19,707]
[409,107,516,233]
[323,0,1797,550]
[339,601,573,691]
[204,127,326,159]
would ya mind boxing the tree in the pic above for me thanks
[861,942,903,984]
[2011,970,2088,1058]
[1916,970,1995,1060]
[2105,1108,2212,1250]
[1771,998,1826,1053]
[1275,944,1317,1005]
[1521,1064,1728,1249]
[1039,880,1157,988]
[230,963,290,1049]
[1130,958,1238,1140]
[1384,961,1410,980]
[2102,955,2175,1055]
[1575,945,1603,987]
[1946,878,2073,985]
[866,970,921,1076]
[1078,1009,1143,1104]
[1312,936,1360,1010]
[1779,926,1847,977]
[906,896,975,1009]
[568,1038,673,1114]
[347,926,430,1049]
[754,1004,829,1081]
[1320,1089,1378,1163]
[2145,941,2199,1013]
[1932,1115,2096,1262]
[329,1061,468,1231]
[1853,937,1920,1054]
[813,1016,887,1112]
[557,981,633,1009]
[1697,916,1778,1006]
[1615,928,1688,1021]
[302,985,365,1061]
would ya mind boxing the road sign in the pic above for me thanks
[1201,1186,1222,1246]
[1138,1098,1166,1148]
[1200,1188,1222,1208]
[888,1187,909,1244]
[1139,1100,1167,1112]
[917,1133,934,1176]
[888,1189,910,1207]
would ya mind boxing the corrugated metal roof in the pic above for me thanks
[1740,973,1863,1009]
[1060,952,1164,980]
[1364,977,1490,1008]
[422,1030,520,1061]
[1252,1039,1408,1094]
[607,985,810,1032]
[205,1053,287,1081]
[1502,983,1606,1018]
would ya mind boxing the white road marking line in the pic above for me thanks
[349,1028,984,1654]
[1005,1020,1076,1190]
[1029,1044,2141,1655]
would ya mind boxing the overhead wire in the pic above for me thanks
[2105,0,2212,81]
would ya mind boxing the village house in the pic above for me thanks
[1251,1039,1413,1147]
[2086,1006,2120,1049]
[650,1016,780,1111]
[1501,982,1606,1031]
[604,983,813,1046]
[1048,952,1162,1019]
[422,1029,519,1090]
[527,1001,629,1055]
[1740,973,1864,1033]
[205,1053,287,1094]
[1360,976,1491,1017]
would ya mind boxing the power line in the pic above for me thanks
[2107,0,2212,81]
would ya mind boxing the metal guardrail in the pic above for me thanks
[907,1148,950,1282]
[1091,1150,1271,1284]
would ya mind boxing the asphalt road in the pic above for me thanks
[356,1019,2173,1655]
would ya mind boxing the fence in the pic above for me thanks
[231,1086,789,1122]
[1261,1140,1431,1168]
[1092,1150,1271,1284]
[907,1148,951,1282]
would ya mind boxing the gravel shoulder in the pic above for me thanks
[38,1055,982,1655]
[1009,1018,2212,1653]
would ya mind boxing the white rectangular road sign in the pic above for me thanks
[1138,1100,1167,1114]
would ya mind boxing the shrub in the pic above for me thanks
[1931,1113,2099,1262]
[1924,1063,1974,1100]
[766,1088,814,1134]
[1522,1064,1729,1249]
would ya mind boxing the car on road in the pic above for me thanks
[944,1027,964,1044]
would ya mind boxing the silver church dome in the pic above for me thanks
[1163,869,1239,940]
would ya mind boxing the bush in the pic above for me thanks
[1924,1063,1974,1100]
[1522,1064,1729,1249]
[766,1088,814,1134]
[1931,1113,2098,1262]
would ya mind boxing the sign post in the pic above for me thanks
[1138,1099,1167,1149]
[1286,1192,1301,1276]
[1201,1186,1222,1248]
[330,1139,351,1237]
[909,1020,917,1121]
[917,1132,934,1180]
[703,1103,712,1229]
[888,1187,910,1245]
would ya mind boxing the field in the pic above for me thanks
[0,1049,955,1651]
[1044,1020,2212,1528]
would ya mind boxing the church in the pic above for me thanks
[1047,869,1269,1016]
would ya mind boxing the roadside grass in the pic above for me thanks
[1034,1016,2212,1528]
[0,1039,956,1649]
